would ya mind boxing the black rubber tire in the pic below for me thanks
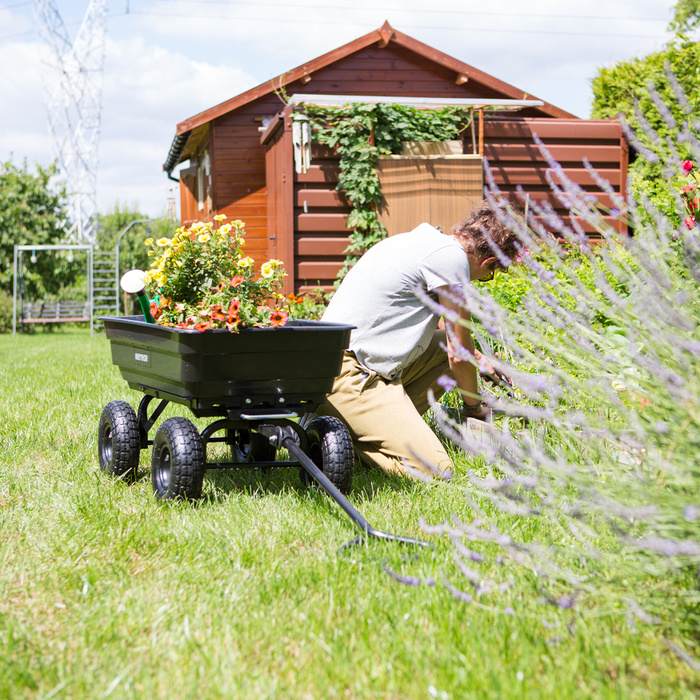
[228,429,276,463]
[97,400,140,482]
[300,416,353,494]
[151,417,205,502]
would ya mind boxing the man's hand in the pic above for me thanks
[474,349,513,386]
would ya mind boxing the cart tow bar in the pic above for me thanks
[257,424,431,552]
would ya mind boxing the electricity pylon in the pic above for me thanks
[33,0,107,244]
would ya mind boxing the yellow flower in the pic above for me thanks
[238,257,253,269]
[144,237,154,246]
[156,237,171,247]
[214,214,227,222]
[261,261,274,278]
[220,223,232,235]
[198,232,211,243]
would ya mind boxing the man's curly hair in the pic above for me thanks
[450,199,523,265]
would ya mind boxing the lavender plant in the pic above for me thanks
[411,77,700,652]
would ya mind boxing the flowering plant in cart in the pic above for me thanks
[143,216,288,331]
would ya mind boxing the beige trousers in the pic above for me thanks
[317,329,452,478]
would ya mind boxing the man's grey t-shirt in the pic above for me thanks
[322,223,470,380]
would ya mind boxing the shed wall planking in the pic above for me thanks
[485,117,628,234]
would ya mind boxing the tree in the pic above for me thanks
[669,0,700,34]
[0,158,78,300]
[591,37,700,222]
[96,203,173,276]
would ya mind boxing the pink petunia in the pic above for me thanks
[683,160,694,174]
[269,308,288,328]
[229,275,245,288]
[685,216,696,229]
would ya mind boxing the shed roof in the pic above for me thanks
[163,20,577,176]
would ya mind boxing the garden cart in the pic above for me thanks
[97,316,428,547]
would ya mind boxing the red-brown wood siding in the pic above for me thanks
[209,97,284,263]
[485,118,628,234]
[293,144,352,293]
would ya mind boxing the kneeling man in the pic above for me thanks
[318,200,520,478]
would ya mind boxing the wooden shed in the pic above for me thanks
[163,21,628,294]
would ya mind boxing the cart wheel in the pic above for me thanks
[300,416,353,494]
[228,429,276,463]
[151,417,205,502]
[98,400,140,482]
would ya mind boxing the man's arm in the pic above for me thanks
[437,288,490,421]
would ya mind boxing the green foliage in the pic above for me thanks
[0,291,12,333]
[484,243,640,327]
[669,0,700,34]
[303,104,470,282]
[284,287,331,320]
[591,38,700,222]
[0,158,77,299]
[96,203,172,275]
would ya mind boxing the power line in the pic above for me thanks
[0,4,673,43]
[125,9,672,40]
[163,0,671,24]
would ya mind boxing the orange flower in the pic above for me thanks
[194,321,211,333]
[270,309,288,328]
[229,275,245,288]
[227,299,241,324]
[150,301,162,320]
[211,304,226,322]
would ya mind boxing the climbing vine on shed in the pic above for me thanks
[301,103,472,282]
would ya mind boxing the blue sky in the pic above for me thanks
[0,0,678,219]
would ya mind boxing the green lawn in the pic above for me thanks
[0,329,696,698]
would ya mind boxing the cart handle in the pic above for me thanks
[257,424,431,550]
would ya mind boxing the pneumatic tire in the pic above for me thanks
[151,417,205,502]
[300,416,353,494]
[98,400,140,482]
